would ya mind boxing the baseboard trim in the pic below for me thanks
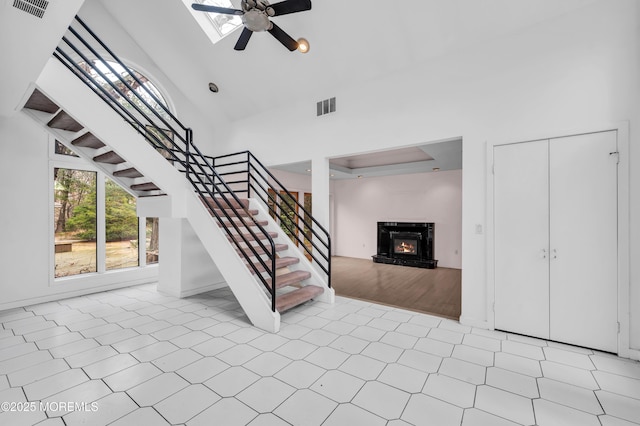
[157,281,227,298]
[618,346,640,361]
[180,282,227,298]
[0,276,157,312]
[459,316,491,330]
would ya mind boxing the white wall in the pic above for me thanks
[158,218,226,298]
[0,0,84,115]
[0,115,51,303]
[332,170,462,268]
[0,115,158,310]
[222,1,640,353]
[269,168,463,268]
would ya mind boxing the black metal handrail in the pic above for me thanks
[210,151,332,288]
[53,16,281,311]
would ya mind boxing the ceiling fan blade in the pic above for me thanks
[267,22,298,51]
[191,3,244,15]
[234,27,253,50]
[269,0,311,16]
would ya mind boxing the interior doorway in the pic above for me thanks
[269,138,463,319]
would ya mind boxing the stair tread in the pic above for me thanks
[47,110,83,132]
[71,132,106,149]
[24,89,58,114]
[275,257,299,269]
[139,193,167,198]
[228,231,278,242]
[220,218,269,227]
[235,243,288,257]
[113,167,144,178]
[266,270,312,289]
[276,286,324,313]
[93,151,125,164]
[131,182,160,191]
[246,256,299,274]
[214,208,259,217]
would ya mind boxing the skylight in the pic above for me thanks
[184,0,243,44]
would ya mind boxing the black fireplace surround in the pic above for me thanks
[372,222,438,269]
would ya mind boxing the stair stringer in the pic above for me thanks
[248,199,335,305]
[186,195,281,332]
[32,57,281,332]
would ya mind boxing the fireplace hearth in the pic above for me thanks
[372,222,437,268]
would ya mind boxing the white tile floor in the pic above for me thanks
[0,284,639,425]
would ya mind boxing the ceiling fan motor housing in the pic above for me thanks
[192,0,311,51]
[242,9,272,32]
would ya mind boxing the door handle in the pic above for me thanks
[540,249,547,259]
[552,249,557,259]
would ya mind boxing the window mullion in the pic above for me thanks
[96,172,106,273]
[139,217,146,267]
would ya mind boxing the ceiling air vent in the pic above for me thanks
[13,0,49,19]
[317,97,336,117]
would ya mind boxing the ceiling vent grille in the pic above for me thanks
[13,0,49,19]
[317,97,336,116]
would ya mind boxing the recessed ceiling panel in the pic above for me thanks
[330,147,433,170]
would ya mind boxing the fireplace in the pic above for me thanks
[372,222,437,268]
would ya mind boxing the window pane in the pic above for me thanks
[54,140,79,157]
[279,191,298,245]
[145,126,175,163]
[54,168,97,278]
[146,217,159,264]
[105,178,139,270]
[267,188,277,220]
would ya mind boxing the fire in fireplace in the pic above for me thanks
[395,240,416,254]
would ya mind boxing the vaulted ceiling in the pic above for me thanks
[98,0,599,124]
[0,0,601,174]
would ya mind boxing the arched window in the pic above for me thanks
[52,61,169,278]
[78,59,172,122]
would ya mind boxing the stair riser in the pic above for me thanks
[246,257,300,274]
[276,286,325,313]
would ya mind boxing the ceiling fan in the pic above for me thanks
[192,0,312,51]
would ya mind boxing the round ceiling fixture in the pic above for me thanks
[297,38,310,53]
[209,82,219,93]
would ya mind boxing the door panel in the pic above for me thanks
[549,131,618,352]
[494,140,550,339]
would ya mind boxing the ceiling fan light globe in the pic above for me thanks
[297,37,309,53]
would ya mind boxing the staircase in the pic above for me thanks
[20,16,333,332]
[202,195,325,313]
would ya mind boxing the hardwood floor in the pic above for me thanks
[330,256,461,320]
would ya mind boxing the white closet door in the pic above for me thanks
[494,140,550,339]
[549,131,618,352]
